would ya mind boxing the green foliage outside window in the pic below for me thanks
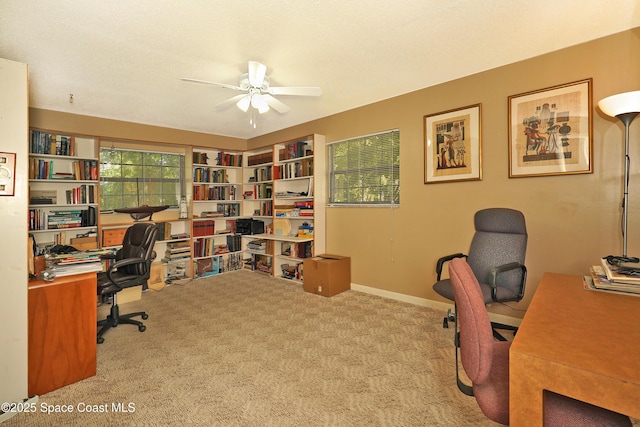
[99,149,183,211]
[329,130,400,205]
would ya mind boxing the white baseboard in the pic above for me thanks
[349,282,521,328]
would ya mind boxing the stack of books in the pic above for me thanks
[584,259,640,296]
[162,241,191,263]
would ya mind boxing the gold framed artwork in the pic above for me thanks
[424,104,482,184]
[508,78,593,178]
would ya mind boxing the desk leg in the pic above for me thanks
[510,351,543,426]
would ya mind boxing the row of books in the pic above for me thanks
[251,166,272,182]
[257,201,273,216]
[66,185,96,204]
[193,234,243,258]
[29,207,96,231]
[193,220,215,237]
[192,151,244,167]
[193,185,238,201]
[278,141,311,161]
[273,159,313,179]
[247,151,272,166]
[194,252,244,278]
[30,131,76,156]
[220,252,244,273]
[246,183,272,199]
[199,203,241,218]
[154,222,174,241]
[215,151,242,167]
[28,158,98,181]
[583,258,640,296]
[281,241,313,259]
[193,168,233,183]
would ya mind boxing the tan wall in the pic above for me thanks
[248,28,640,319]
[29,108,246,150]
[28,28,640,320]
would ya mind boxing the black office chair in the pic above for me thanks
[97,223,158,344]
[433,208,527,395]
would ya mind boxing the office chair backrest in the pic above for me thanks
[117,223,158,276]
[467,208,527,299]
[448,257,494,385]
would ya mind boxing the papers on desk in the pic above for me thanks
[50,249,109,265]
[49,250,110,277]
[583,261,640,297]
[51,261,103,277]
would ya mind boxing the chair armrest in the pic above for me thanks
[488,262,527,301]
[436,253,467,280]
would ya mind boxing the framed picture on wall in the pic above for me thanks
[424,104,482,184]
[508,78,593,178]
[0,152,16,196]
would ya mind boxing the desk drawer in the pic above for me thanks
[102,227,128,247]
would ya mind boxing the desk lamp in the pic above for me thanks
[598,90,640,259]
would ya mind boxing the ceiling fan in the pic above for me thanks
[181,61,322,115]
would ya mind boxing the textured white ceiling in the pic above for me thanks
[1,1,639,139]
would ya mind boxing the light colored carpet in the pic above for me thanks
[7,271,499,426]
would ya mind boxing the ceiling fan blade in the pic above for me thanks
[180,78,242,91]
[248,61,267,88]
[263,95,291,113]
[214,94,247,110]
[267,86,322,96]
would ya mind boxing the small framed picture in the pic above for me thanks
[424,104,482,184]
[0,152,16,196]
[508,79,592,178]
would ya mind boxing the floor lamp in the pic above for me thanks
[598,90,640,259]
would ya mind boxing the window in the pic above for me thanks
[329,129,400,206]
[99,148,184,211]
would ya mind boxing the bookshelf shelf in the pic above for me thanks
[28,129,100,249]
[240,135,325,282]
[191,148,244,277]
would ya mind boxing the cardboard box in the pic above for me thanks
[70,236,98,250]
[117,285,142,304]
[303,254,351,297]
[149,263,164,285]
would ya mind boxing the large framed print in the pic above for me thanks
[508,79,592,178]
[424,104,482,184]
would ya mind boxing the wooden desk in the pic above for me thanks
[28,272,97,395]
[510,273,640,425]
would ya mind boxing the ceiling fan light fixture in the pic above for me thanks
[183,60,321,121]
[251,94,270,114]
[236,95,251,112]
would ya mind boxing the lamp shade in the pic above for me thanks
[598,90,640,118]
